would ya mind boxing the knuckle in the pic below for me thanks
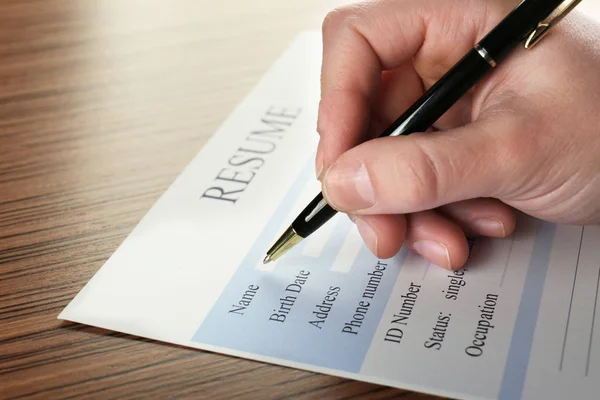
[396,140,442,209]
[322,5,361,35]
[322,8,346,34]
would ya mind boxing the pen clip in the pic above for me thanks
[525,0,583,49]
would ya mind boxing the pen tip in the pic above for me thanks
[263,255,272,264]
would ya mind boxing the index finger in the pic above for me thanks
[316,1,425,177]
[315,0,495,178]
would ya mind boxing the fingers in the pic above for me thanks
[353,198,515,270]
[316,0,493,177]
[353,214,407,259]
[406,211,470,271]
[368,65,473,135]
[353,211,470,270]
[316,1,425,177]
[439,198,516,238]
[368,64,426,136]
[322,115,524,215]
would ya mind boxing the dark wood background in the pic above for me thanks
[0,0,442,398]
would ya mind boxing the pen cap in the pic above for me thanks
[478,0,566,61]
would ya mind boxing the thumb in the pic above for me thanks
[321,115,525,215]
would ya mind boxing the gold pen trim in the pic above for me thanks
[525,0,582,49]
[263,226,303,264]
[475,44,497,67]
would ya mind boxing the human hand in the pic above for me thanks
[316,0,600,270]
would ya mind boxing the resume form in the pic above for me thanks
[59,32,600,400]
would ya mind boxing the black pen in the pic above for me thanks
[263,0,581,264]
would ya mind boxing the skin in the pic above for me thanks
[315,0,600,270]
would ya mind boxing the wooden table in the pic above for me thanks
[0,0,439,398]
[4,0,599,398]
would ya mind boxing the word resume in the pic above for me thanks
[59,32,600,400]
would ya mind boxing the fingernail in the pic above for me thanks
[323,160,375,211]
[413,240,451,270]
[315,145,324,180]
[473,217,506,236]
[316,162,324,180]
[355,217,378,255]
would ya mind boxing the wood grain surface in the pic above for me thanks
[6,0,598,398]
[0,0,443,398]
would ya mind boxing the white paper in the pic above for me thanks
[60,28,600,400]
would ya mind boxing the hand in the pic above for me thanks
[316,0,600,270]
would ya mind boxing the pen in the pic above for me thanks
[263,0,582,264]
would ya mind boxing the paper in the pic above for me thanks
[59,32,600,400]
